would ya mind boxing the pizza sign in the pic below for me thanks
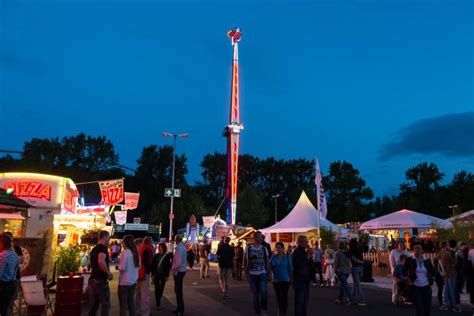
[98,179,124,205]
[3,181,52,201]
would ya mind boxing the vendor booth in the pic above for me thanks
[0,173,107,275]
[359,209,452,249]
[260,191,347,245]
[0,187,30,237]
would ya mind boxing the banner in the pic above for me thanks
[115,211,127,225]
[125,192,140,210]
[315,159,328,219]
[202,216,215,228]
[99,179,124,205]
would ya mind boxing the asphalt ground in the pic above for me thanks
[81,266,473,316]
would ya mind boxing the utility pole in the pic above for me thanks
[162,132,188,243]
[272,194,280,224]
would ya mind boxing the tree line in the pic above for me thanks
[1,134,473,235]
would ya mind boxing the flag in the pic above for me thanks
[315,159,328,219]
[98,179,124,205]
[124,192,140,210]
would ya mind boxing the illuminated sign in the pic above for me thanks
[99,179,124,205]
[0,173,78,211]
[3,181,52,201]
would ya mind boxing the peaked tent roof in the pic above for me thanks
[359,209,452,230]
[260,191,346,234]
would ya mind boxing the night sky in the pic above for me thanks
[1,0,473,196]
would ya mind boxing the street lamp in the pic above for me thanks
[162,132,189,243]
[448,204,458,217]
[272,194,280,224]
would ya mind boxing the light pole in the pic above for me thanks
[272,194,280,224]
[448,204,458,217]
[162,132,188,243]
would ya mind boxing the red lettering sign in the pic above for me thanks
[3,181,52,201]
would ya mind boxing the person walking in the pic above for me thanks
[216,236,234,299]
[171,235,187,316]
[433,250,445,307]
[270,242,293,316]
[151,242,172,311]
[324,244,335,287]
[311,241,323,287]
[404,242,435,316]
[135,236,153,316]
[88,230,113,316]
[349,239,366,306]
[292,236,312,316]
[438,247,461,312]
[199,240,211,278]
[118,235,139,316]
[234,241,244,281]
[334,241,352,306]
[187,244,196,271]
[0,233,19,316]
[3,232,23,315]
[244,231,270,316]
[389,241,409,304]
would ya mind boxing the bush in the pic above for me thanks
[56,246,81,276]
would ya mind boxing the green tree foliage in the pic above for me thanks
[132,145,191,229]
[398,162,444,215]
[447,171,474,214]
[2,135,473,231]
[324,161,374,223]
[236,185,267,228]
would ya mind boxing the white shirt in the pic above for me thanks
[414,257,429,287]
[468,249,474,267]
[389,249,409,273]
[118,249,138,286]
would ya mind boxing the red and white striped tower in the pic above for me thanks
[224,28,243,225]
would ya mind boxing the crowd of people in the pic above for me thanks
[2,228,474,316]
[389,239,474,315]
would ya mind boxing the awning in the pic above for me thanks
[0,213,25,220]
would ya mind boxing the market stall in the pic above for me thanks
[0,172,107,275]
[260,191,348,246]
[359,209,452,249]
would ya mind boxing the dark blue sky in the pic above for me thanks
[1,0,473,196]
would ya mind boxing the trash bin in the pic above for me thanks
[361,260,374,282]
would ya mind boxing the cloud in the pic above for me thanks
[378,112,474,161]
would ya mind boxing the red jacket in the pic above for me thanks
[138,243,153,280]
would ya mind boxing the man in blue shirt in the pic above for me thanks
[312,241,323,287]
[0,233,19,316]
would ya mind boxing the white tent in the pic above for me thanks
[359,209,452,230]
[260,191,347,235]
[448,210,474,222]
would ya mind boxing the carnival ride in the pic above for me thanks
[223,27,243,225]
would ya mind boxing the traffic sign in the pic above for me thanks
[164,188,181,198]
[169,213,175,220]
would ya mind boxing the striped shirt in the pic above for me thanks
[0,249,19,282]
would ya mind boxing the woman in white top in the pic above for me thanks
[389,241,409,304]
[118,234,140,316]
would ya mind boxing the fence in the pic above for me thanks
[363,251,437,277]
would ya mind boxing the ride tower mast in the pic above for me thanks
[223,28,243,225]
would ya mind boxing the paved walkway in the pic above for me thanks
[78,265,472,316]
